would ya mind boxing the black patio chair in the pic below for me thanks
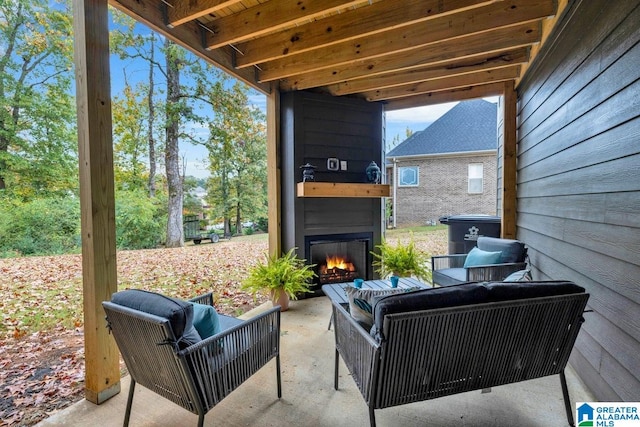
[102,290,281,427]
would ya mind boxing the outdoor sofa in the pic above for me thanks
[431,236,528,286]
[330,280,589,426]
[102,290,281,427]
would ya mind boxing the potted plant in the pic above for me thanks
[371,235,432,283]
[242,248,316,311]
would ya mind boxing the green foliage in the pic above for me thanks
[242,248,316,300]
[371,234,431,282]
[243,226,254,235]
[255,217,268,232]
[115,189,166,250]
[0,196,80,256]
[0,0,76,198]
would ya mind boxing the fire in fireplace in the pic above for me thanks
[318,254,357,284]
[305,233,373,288]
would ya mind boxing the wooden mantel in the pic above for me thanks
[297,182,390,198]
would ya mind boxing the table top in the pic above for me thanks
[322,277,430,305]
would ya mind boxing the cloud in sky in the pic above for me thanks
[385,102,459,124]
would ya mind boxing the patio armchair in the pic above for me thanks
[330,280,589,426]
[431,236,528,286]
[102,290,281,427]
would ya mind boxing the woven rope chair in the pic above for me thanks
[103,293,281,427]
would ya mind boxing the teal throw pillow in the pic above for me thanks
[191,302,220,339]
[463,247,502,268]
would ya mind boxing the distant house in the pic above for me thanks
[386,99,498,227]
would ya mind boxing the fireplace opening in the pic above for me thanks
[305,233,373,288]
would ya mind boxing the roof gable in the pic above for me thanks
[387,99,497,158]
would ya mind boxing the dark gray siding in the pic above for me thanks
[280,91,385,259]
[516,0,640,400]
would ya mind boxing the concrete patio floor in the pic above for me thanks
[39,296,594,427]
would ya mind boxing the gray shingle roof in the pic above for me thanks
[387,99,497,158]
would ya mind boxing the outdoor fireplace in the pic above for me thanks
[305,233,373,288]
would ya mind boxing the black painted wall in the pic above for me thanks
[516,0,640,400]
[280,90,385,276]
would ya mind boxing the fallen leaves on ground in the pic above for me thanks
[0,228,447,426]
[0,234,270,426]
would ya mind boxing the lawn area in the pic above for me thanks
[0,227,447,425]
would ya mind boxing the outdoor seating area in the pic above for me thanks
[42,295,594,427]
[431,237,529,287]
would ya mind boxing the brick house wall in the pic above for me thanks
[386,152,497,227]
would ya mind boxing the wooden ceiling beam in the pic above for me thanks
[165,0,242,28]
[279,22,540,90]
[384,82,506,110]
[234,0,499,68]
[327,47,530,96]
[109,0,270,94]
[203,0,365,50]
[258,0,554,81]
[364,65,521,102]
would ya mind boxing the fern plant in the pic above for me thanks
[241,248,316,301]
[371,235,431,282]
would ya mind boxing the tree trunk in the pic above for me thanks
[147,34,156,198]
[164,39,183,248]
[235,201,242,235]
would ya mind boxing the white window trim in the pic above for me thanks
[398,166,419,187]
[468,163,483,194]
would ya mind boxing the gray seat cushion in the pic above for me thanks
[432,268,467,287]
[218,314,244,331]
[477,237,526,263]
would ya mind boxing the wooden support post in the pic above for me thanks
[501,80,518,239]
[73,0,120,404]
[267,83,282,257]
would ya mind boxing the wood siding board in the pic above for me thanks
[519,6,640,142]
[518,211,640,268]
[600,348,640,400]
[519,116,640,181]
[570,349,621,401]
[518,195,607,224]
[581,310,640,384]
[518,0,640,123]
[518,228,640,321]
[604,192,640,228]
[517,155,640,198]
[573,331,604,384]
[518,41,640,159]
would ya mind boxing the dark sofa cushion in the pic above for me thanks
[485,280,585,301]
[371,282,490,341]
[111,289,201,348]
[370,280,585,342]
[477,236,526,263]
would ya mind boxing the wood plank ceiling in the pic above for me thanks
[109,0,562,110]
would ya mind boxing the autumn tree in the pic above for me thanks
[112,80,149,190]
[0,0,76,198]
[203,80,267,235]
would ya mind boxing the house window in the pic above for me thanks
[468,163,483,194]
[398,166,419,187]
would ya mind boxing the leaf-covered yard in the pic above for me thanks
[0,228,447,426]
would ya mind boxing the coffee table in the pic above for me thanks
[322,277,430,329]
